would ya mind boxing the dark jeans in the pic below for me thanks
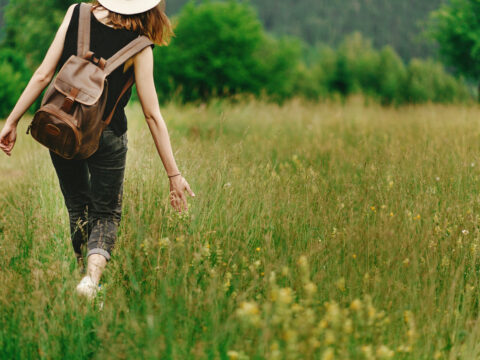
[50,127,127,261]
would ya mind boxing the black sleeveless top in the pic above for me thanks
[58,3,141,136]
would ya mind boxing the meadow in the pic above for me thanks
[1,99,480,359]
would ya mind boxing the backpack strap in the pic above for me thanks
[102,36,153,126]
[104,36,153,75]
[104,74,135,127]
[78,3,92,57]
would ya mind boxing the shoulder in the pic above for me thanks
[134,43,154,60]
[58,3,79,30]
[63,3,80,25]
[67,3,80,16]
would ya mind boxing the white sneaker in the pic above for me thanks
[76,276,98,299]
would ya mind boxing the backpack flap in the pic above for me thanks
[54,55,106,107]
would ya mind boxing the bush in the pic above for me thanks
[428,0,480,99]
[292,62,326,101]
[4,0,76,69]
[154,1,264,103]
[403,59,470,104]
[154,1,306,104]
[0,63,27,118]
[336,33,380,96]
[0,48,31,117]
[301,33,470,105]
[375,47,407,105]
[255,35,303,102]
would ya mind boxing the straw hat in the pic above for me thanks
[97,0,164,15]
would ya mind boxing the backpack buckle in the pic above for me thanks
[85,51,106,70]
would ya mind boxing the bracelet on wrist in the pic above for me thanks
[168,173,181,179]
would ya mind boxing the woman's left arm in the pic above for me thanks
[0,4,75,156]
[133,46,195,213]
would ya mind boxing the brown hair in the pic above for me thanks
[91,1,174,46]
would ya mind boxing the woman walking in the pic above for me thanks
[0,0,194,298]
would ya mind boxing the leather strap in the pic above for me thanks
[104,36,153,75]
[61,87,80,114]
[78,3,91,57]
[75,3,150,127]
[103,74,135,127]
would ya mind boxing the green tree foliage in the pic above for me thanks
[293,33,468,105]
[154,1,305,103]
[0,48,30,117]
[0,0,471,109]
[403,59,469,104]
[4,0,76,69]
[429,0,480,96]
[255,35,303,102]
[168,0,445,60]
[154,1,265,102]
[375,47,407,105]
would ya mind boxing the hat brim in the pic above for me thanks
[98,0,163,15]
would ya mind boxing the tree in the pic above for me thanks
[4,0,76,69]
[429,0,480,99]
[154,1,265,102]
[166,0,445,60]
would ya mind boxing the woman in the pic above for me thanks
[0,0,195,298]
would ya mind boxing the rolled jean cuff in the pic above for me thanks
[87,248,111,261]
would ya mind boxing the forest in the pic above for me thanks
[1,0,445,60]
[0,0,472,115]
[166,0,445,60]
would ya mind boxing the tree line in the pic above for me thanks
[167,0,446,60]
[0,0,473,118]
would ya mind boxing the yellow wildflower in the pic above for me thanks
[237,301,260,316]
[304,282,317,295]
[376,345,394,359]
[335,277,346,291]
[227,351,239,360]
[278,288,293,304]
[350,299,362,311]
[321,348,334,360]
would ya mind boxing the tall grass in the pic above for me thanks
[1,99,480,358]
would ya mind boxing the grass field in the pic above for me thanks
[2,99,480,359]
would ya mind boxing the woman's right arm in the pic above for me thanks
[0,4,75,156]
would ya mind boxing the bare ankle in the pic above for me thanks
[87,254,107,285]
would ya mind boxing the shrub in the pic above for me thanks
[4,0,76,69]
[375,47,407,105]
[428,0,480,99]
[303,33,470,105]
[154,1,264,103]
[255,35,303,102]
[336,33,380,96]
[0,62,27,118]
[403,59,470,104]
[0,48,31,117]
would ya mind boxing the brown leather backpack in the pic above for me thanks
[27,3,153,160]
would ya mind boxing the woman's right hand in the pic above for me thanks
[0,123,17,156]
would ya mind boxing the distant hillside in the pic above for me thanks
[0,0,445,60]
[0,0,7,39]
[167,0,445,60]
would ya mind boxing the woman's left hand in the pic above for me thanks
[0,123,17,156]
[169,176,195,212]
